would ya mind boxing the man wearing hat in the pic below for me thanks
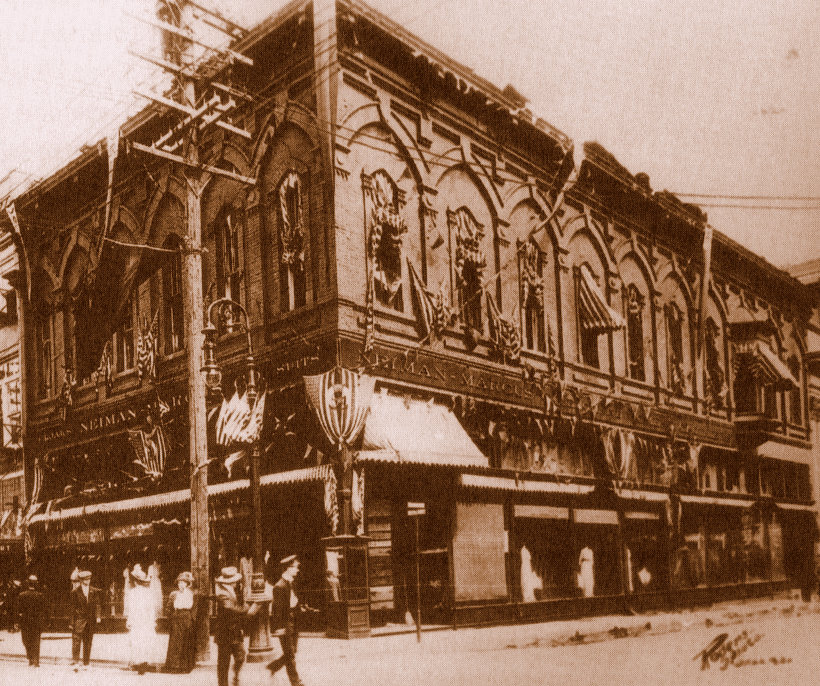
[70,570,100,668]
[267,555,304,686]
[17,575,45,667]
[214,566,259,686]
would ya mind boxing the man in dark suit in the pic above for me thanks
[70,570,99,668]
[18,575,45,667]
[213,566,260,686]
[267,555,304,686]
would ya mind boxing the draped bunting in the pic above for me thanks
[137,311,159,383]
[485,291,521,363]
[407,258,451,341]
[128,423,168,480]
[601,427,635,483]
[304,367,375,447]
[351,468,365,536]
[278,171,305,267]
[733,340,797,389]
[324,468,339,536]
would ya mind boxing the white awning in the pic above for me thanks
[359,392,489,468]
[29,465,332,524]
[459,473,594,494]
[756,440,812,465]
[679,494,755,507]
[0,469,23,482]
[578,264,625,332]
[619,489,669,503]
[776,502,816,512]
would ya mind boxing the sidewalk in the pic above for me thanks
[0,593,813,672]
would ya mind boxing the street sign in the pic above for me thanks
[407,502,425,517]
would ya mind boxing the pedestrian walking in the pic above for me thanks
[164,571,199,673]
[69,570,99,669]
[125,564,158,673]
[17,575,45,667]
[214,566,259,686]
[267,555,304,686]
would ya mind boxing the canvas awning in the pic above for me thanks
[734,341,797,389]
[358,392,489,468]
[578,264,625,332]
[459,473,594,494]
[29,465,333,524]
[679,494,755,507]
[756,440,812,465]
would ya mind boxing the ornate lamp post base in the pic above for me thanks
[246,570,272,661]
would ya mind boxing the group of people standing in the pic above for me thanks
[13,554,305,686]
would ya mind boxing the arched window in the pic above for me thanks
[449,207,486,334]
[519,240,545,352]
[35,312,54,399]
[215,204,243,304]
[787,355,802,425]
[162,235,184,354]
[276,171,306,312]
[366,170,405,311]
[625,284,645,381]
[665,302,685,394]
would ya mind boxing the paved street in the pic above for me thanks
[0,599,818,685]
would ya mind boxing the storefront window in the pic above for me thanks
[572,509,622,597]
[742,507,770,582]
[514,506,573,600]
[705,509,745,585]
[623,513,666,593]
[453,502,506,602]
[672,507,706,589]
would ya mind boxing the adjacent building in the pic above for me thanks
[1,0,817,635]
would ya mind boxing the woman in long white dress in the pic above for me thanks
[577,546,595,598]
[126,564,158,673]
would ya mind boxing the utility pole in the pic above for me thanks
[129,0,253,662]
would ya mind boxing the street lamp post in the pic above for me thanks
[202,297,271,660]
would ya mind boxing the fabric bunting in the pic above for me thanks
[485,291,521,363]
[324,468,339,536]
[4,202,31,300]
[303,367,375,447]
[128,423,167,480]
[137,311,159,383]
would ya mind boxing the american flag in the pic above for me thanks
[128,424,167,479]
[215,391,252,446]
[137,311,159,382]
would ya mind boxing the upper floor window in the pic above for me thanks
[665,303,686,394]
[519,240,545,353]
[625,284,645,381]
[704,317,726,409]
[449,207,486,334]
[162,236,184,355]
[575,264,624,370]
[366,170,406,311]
[787,355,802,425]
[113,296,136,374]
[35,314,54,399]
[215,205,243,305]
[0,357,21,448]
[277,171,306,312]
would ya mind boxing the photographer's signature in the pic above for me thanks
[694,630,792,670]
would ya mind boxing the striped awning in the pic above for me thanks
[459,473,594,494]
[29,465,333,524]
[734,341,797,389]
[358,392,489,468]
[578,264,625,332]
[679,494,755,507]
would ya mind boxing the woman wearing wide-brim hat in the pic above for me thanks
[164,571,199,673]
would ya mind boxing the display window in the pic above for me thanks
[623,513,667,593]
[514,506,573,601]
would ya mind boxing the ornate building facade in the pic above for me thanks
[2,0,817,633]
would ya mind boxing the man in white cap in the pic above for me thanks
[267,555,304,686]
[213,566,259,686]
[70,570,99,668]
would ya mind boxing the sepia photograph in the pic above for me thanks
[0,0,818,684]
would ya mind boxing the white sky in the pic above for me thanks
[0,0,818,268]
